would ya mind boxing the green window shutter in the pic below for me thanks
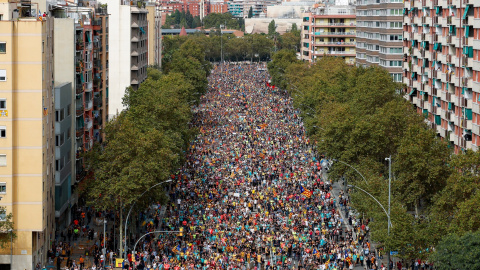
[465,108,472,120]
[436,6,440,14]
[409,89,417,96]
[468,47,473,58]
[463,5,471,20]
[435,115,441,125]
[465,25,470,37]
[448,102,452,110]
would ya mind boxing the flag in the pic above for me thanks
[299,186,312,198]
[312,248,317,255]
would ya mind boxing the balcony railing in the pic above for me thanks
[314,32,356,36]
[314,42,356,46]
[85,100,93,110]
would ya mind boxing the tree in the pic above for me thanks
[267,49,299,90]
[0,207,15,249]
[431,231,480,270]
[248,6,253,18]
[268,20,277,37]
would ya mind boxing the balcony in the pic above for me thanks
[85,118,93,130]
[85,81,93,92]
[76,128,84,138]
[94,98,103,108]
[314,42,356,46]
[85,100,93,111]
[313,32,355,36]
[76,84,83,95]
[76,107,84,117]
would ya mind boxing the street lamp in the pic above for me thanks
[132,230,180,270]
[122,179,173,259]
[385,156,392,269]
[332,159,368,185]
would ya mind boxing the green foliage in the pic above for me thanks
[84,38,208,212]
[268,20,277,37]
[162,9,201,29]
[0,207,15,249]
[431,150,480,234]
[203,12,244,30]
[431,231,480,270]
[267,49,299,90]
[248,6,253,18]
[271,56,459,260]
[162,33,275,63]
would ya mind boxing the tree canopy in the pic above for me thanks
[266,56,480,262]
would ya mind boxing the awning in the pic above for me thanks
[86,33,90,43]
[433,43,439,50]
[462,87,467,95]
[403,8,407,15]
[409,89,417,96]
[435,6,441,14]
[435,115,441,125]
[463,5,471,20]
[140,27,146,34]
[448,102,452,110]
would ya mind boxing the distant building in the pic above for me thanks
[105,0,149,119]
[228,0,282,18]
[300,1,356,65]
[146,1,162,67]
[355,0,403,82]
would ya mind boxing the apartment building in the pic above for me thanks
[107,0,148,119]
[50,3,109,228]
[355,0,403,82]
[0,7,55,269]
[146,1,162,67]
[300,2,356,65]
[403,0,480,153]
[228,0,281,18]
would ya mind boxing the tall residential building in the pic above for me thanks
[0,12,55,270]
[228,0,282,18]
[403,0,479,153]
[355,0,403,82]
[300,2,356,65]
[50,3,109,228]
[106,0,148,119]
[146,1,162,67]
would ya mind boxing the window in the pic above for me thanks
[0,183,5,194]
[55,109,65,122]
[0,154,6,166]
[391,73,402,82]
[0,43,5,54]
[0,70,5,81]
[67,105,71,116]
[389,22,402,28]
[0,209,5,221]
[0,126,5,138]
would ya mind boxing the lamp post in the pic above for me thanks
[123,179,172,259]
[385,156,392,269]
[332,159,368,185]
[132,230,180,270]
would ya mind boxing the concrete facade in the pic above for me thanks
[355,0,403,82]
[0,15,55,269]
[300,4,356,64]
[104,0,148,120]
[403,0,480,152]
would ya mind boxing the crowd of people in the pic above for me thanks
[124,63,377,270]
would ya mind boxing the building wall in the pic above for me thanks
[0,18,55,270]
[245,18,303,34]
[147,3,162,67]
[53,18,75,229]
[403,0,480,153]
[54,83,73,229]
[301,8,356,64]
[355,0,403,82]
[107,1,132,119]
[130,7,149,90]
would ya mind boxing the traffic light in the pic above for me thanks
[179,227,184,237]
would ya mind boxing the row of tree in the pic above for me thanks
[163,10,201,29]
[163,12,245,31]
[81,40,211,253]
[162,27,300,64]
[268,50,480,267]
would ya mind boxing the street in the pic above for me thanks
[126,63,376,270]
